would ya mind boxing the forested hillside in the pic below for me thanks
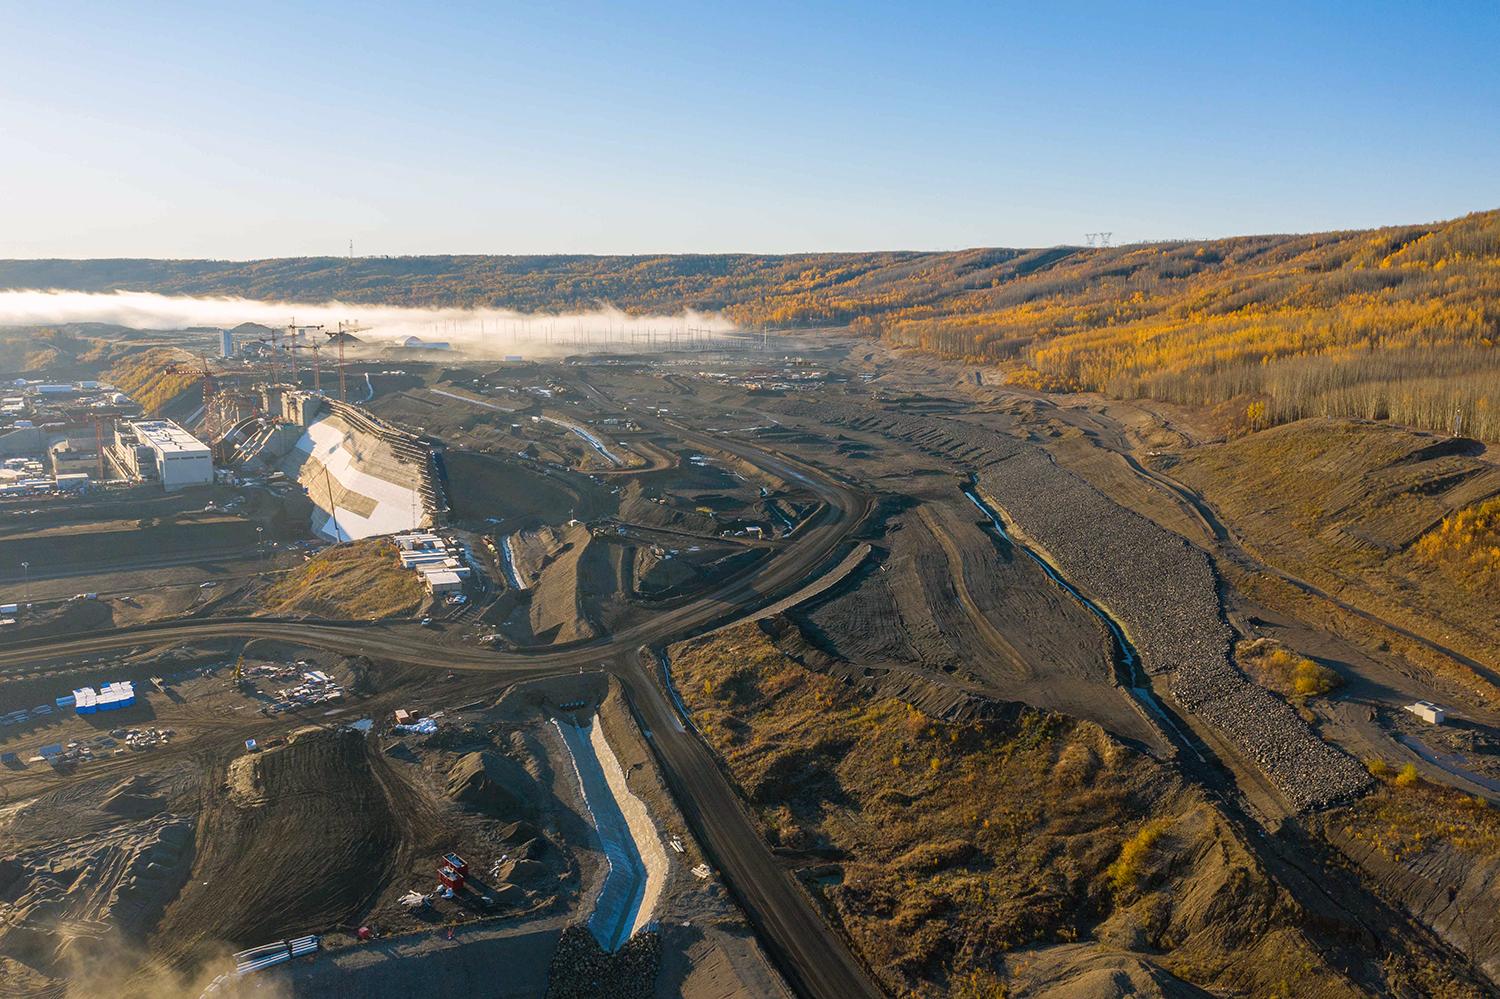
[3,209,1496,438]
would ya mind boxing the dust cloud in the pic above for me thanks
[0,289,737,355]
[48,932,287,999]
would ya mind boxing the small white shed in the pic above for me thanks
[1405,700,1446,725]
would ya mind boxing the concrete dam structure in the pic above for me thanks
[230,388,449,541]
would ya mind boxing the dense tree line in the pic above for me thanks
[3,210,1496,438]
[107,348,199,415]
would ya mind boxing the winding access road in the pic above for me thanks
[0,422,884,999]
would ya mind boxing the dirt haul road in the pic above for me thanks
[0,434,883,999]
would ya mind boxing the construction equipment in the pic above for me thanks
[288,341,324,393]
[254,329,282,385]
[157,354,219,434]
[328,321,369,403]
[198,355,218,433]
[284,323,326,386]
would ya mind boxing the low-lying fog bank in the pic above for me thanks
[0,289,739,356]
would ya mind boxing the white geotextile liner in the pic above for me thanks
[553,718,668,950]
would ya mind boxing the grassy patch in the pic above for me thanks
[1415,497,1500,593]
[669,622,1357,997]
[1237,638,1341,702]
[258,540,425,620]
[1108,819,1170,892]
[1333,771,1500,863]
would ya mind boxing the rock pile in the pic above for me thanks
[787,402,1371,809]
[546,925,661,999]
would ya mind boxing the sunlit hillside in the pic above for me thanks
[3,209,1496,438]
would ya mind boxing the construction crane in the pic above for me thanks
[284,323,326,385]
[287,341,325,394]
[159,355,218,431]
[254,330,282,385]
[328,321,370,403]
[197,355,218,435]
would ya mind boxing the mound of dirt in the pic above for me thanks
[258,538,425,620]
[511,838,549,862]
[446,750,537,817]
[2,599,114,640]
[155,728,404,957]
[518,523,607,645]
[0,816,195,980]
[100,776,168,819]
[498,819,541,844]
[1000,943,1206,998]
[618,482,718,536]
[495,857,548,884]
[634,545,765,601]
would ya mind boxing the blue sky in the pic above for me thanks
[1,1,1496,257]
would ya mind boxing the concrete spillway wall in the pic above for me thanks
[230,391,448,541]
[283,415,426,541]
[552,718,668,951]
[321,399,450,520]
[272,395,450,541]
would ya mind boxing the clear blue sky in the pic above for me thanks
[2,1,1496,258]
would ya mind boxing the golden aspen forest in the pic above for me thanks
[3,209,1496,438]
[104,348,201,416]
[1415,496,1500,592]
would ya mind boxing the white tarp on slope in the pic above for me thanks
[290,418,422,541]
[553,718,668,951]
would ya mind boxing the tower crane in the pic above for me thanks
[254,329,282,385]
[197,354,218,435]
[284,323,326,385]
[328,321,370,403]
[159,355,217,429]
[287,341,325,394]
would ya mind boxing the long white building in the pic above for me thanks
[113,419,213,490]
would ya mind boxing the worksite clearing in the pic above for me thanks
[2,320,1499,998]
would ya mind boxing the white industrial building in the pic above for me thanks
[112,419,213,490]
[422,569,463,594]
[391,530,471,594]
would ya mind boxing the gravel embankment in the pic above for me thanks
[779,402,1371,809]
[546,925,661,999]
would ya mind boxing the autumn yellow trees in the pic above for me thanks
[107,348,199,416]
[1415,497,1500,591]
[11,209,1498,438]
[877,211,1500,440]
